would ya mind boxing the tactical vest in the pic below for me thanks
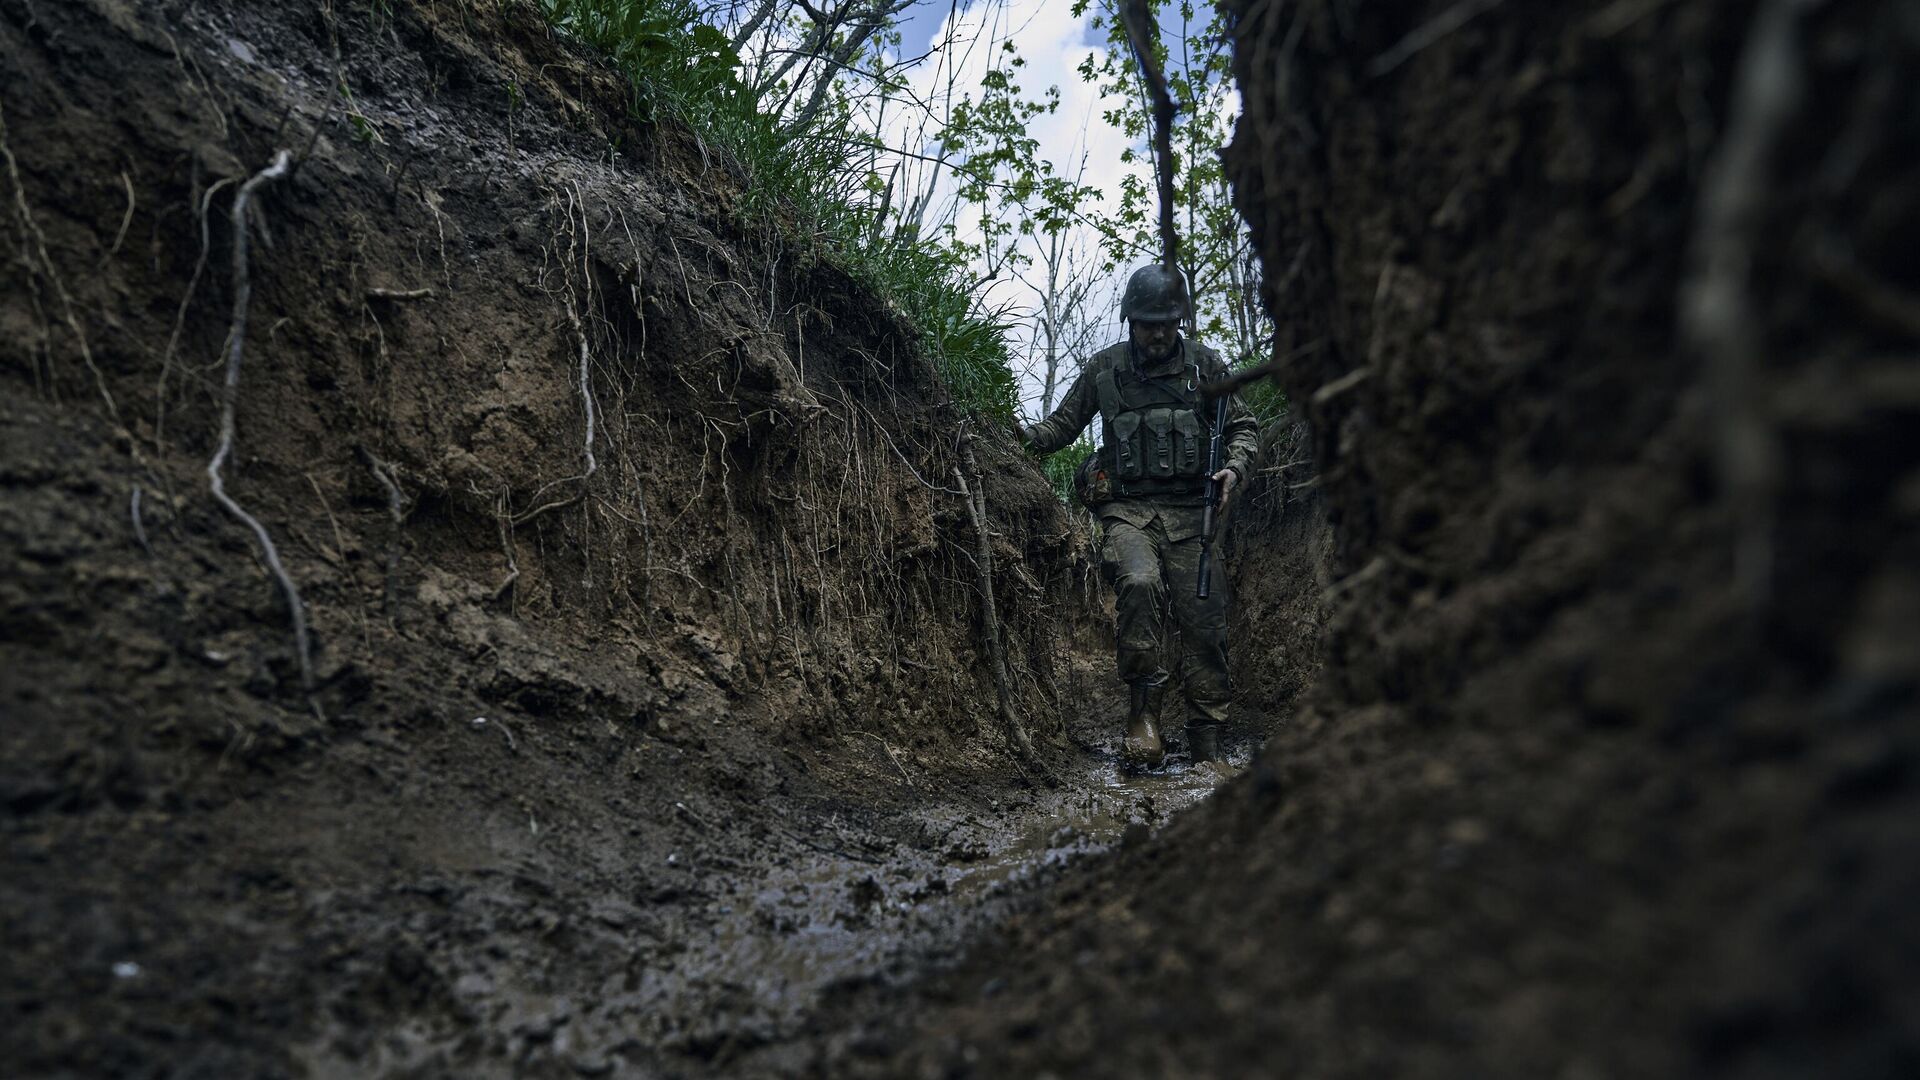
[1093,341,1219,500]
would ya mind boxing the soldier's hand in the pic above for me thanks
[1212,467,1239,523]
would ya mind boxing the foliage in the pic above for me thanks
[539,0,1020,418]
[1040,437,1098,505]
[1072,0,1271,371]
[936,43,1101,285]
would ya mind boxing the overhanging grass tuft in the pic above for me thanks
[541,0,1018,420]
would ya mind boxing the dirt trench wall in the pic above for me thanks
[0,0,1086,776]
[848,2,1919,1077]
[1224,416,1331,725]
[1,5,1101,1068]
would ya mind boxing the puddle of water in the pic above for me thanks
[939,753,1237,897]
[641,749,1243,1035]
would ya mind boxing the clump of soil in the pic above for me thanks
[0,0,1114,1073]
[808,2,1920,1077]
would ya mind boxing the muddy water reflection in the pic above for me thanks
[939,756,1237,897]
[296,749,1243,1072]
[672,751,1241,1046]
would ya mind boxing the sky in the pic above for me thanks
[875,0,1216,419]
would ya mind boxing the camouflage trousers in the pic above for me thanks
[1097,500,1230,726]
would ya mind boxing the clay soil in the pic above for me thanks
[5,0,1916,1078]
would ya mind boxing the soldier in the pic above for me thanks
[1016,265,1258,769]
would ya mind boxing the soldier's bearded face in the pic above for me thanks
[1130,319,1179,362]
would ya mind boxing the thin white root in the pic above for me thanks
[102,170,135,266]
[207,149,315,694]
[358,446,408,617]
[130,485,154,558]
[565,294,599,482]
[157,175,237,449]
[1681,0,1818,610]
[492,494,521,604]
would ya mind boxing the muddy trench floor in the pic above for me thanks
[4,632,1253,1078]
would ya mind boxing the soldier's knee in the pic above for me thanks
[1189,591,1229,630]
[1113,570,1164,598]
[1186,669,1231,699]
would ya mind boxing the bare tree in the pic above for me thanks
[1028,154,1105,416]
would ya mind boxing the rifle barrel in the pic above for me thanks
[1196,393,1228,600]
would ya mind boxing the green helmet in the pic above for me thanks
[1119,264,1187,323]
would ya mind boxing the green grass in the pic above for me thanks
[1239,377,1288,426]
[1039,437,1097,505]
[539,0,1019,419]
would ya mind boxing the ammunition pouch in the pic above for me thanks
[1093,346,1218,499]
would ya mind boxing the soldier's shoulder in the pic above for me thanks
[1084,342,1131,374]
[1188,339,1229,375]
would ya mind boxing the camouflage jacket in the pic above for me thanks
[1026,337,1259,506]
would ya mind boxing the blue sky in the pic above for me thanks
[894,0,1112,54]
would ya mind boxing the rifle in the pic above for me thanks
[1196,391,1229,600]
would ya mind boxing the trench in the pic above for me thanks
[16,0,1909,1076]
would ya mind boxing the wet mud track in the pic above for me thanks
[652,743,1241,1076]
[273,697,1245,1078]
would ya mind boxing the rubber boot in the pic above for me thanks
[1121,681,1164,769]
[1187,723,1220,763]
[1188,722,1239,779]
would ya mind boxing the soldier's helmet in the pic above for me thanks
[1119,264,1188,323]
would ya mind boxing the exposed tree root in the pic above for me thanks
[101,170,135,268]
[492,492,521,607]
[566,293,599,483]
[1682,0,1820,610]
[849,731,914,788]
[954,432,1035,761]
[366,286,434,301]
[129,485,154,559]
[206,149,314,695]
[1368,0,1508,78]
[1201,337,1324,399]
